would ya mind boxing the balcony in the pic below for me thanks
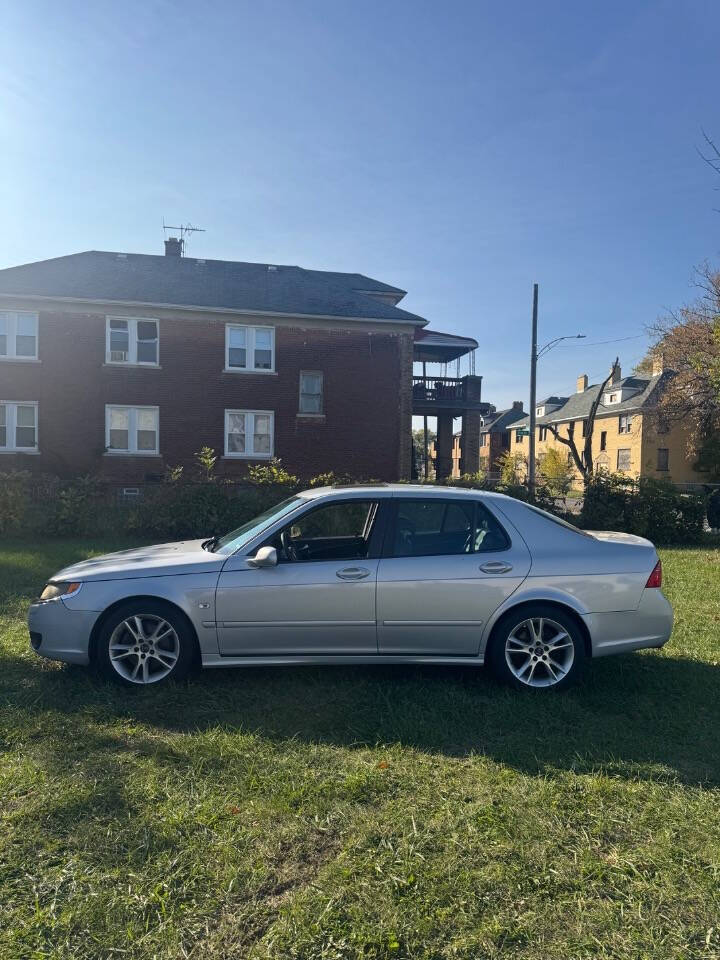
[412,375,491,416]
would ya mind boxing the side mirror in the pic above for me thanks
[247,545,278,569]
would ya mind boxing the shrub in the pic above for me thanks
[309,471,357,488]
[194,446,218,482]
[45,475,104,537]
[581,474,704,544]
[707,488,720,530]
[446,470,488,489]
[246,458,299,488]
[125,482,289,540]
[0,470,31,535]
[497,451,526,486]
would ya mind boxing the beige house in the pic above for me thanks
[510,359,706,486]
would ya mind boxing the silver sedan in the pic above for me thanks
[28,485,673,691]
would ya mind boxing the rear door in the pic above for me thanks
[377,496,530,656]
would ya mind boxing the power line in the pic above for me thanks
[552,333,646,348]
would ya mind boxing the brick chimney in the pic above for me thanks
[652,352,665,376]
[576,374,588,393]
[610,362,622,384]
[164,237,183,257]
[512,400,523,410]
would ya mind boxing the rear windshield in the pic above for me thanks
[522,502,593,538]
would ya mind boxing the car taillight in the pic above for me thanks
[645,560,662,588]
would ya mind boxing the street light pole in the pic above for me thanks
[527,287,586,498]
[528,284,539,498]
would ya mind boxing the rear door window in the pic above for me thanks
[390,499,509,557]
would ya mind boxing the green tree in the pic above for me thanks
[497,450,526,486]
[539,447,575,496]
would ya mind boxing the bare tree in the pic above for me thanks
[698,129,720,212]
[545,357,620,483]
[698,129,720,176]
[646,264,720,475]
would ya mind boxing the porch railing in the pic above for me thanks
[412,376,468,404]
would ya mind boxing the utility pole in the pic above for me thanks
[528,283,538,499]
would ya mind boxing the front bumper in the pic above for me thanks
[584,588,674,658]
[27,599,99,666]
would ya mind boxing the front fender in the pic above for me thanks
[64,573,221,657]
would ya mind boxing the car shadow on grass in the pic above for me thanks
[3,648,719,788]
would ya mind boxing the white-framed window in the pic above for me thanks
[618,413,632,434]
[105,405,159,455]
[299,371,323,414]
[106,317,159,365]
[617,448,631,471]
[225,409,274,458]
[0,402,38,452]
[0,311,39,360]
[225,325,275,372]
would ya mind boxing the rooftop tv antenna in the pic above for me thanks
[162,220,205,256]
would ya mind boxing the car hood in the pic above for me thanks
[50,539,225,582]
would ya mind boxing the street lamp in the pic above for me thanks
[528,284,585,498]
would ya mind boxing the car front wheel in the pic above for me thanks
[97,600,195,686]
[488,604,584,691]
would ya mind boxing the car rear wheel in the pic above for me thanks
[488,604,584,691]
[97,600,195,686]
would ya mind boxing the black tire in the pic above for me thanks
[487,604,585,692]
[96,599,196,687]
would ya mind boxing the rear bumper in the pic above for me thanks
[27,600,98,666]
[583,589,673,658]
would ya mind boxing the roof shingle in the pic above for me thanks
[0,251,426,325]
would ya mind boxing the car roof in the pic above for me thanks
[299,484,511,501]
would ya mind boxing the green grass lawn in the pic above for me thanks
[1,537,719,960]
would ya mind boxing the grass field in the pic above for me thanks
[1,537,719,959]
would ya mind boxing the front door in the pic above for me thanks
[377,497,530,656]
[216,498,384,655]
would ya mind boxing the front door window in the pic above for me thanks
[274,500,379,562]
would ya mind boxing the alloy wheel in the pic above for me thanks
[504,616,575,688]
[108,615,180,684]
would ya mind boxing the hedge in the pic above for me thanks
[0,466,710,545]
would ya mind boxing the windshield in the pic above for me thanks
[214,496,306,555]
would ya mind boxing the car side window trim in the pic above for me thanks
[382,498,511,559]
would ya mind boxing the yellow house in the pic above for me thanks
[510,359,706,486]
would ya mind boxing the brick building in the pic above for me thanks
[0,243,482,482]
[478,402,526,474]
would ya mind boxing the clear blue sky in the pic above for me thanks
[2,0,719,410]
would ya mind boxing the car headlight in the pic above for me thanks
[39,581,83,601]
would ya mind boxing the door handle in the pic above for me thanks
[479,561,513,574]
[336,567,371,580]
